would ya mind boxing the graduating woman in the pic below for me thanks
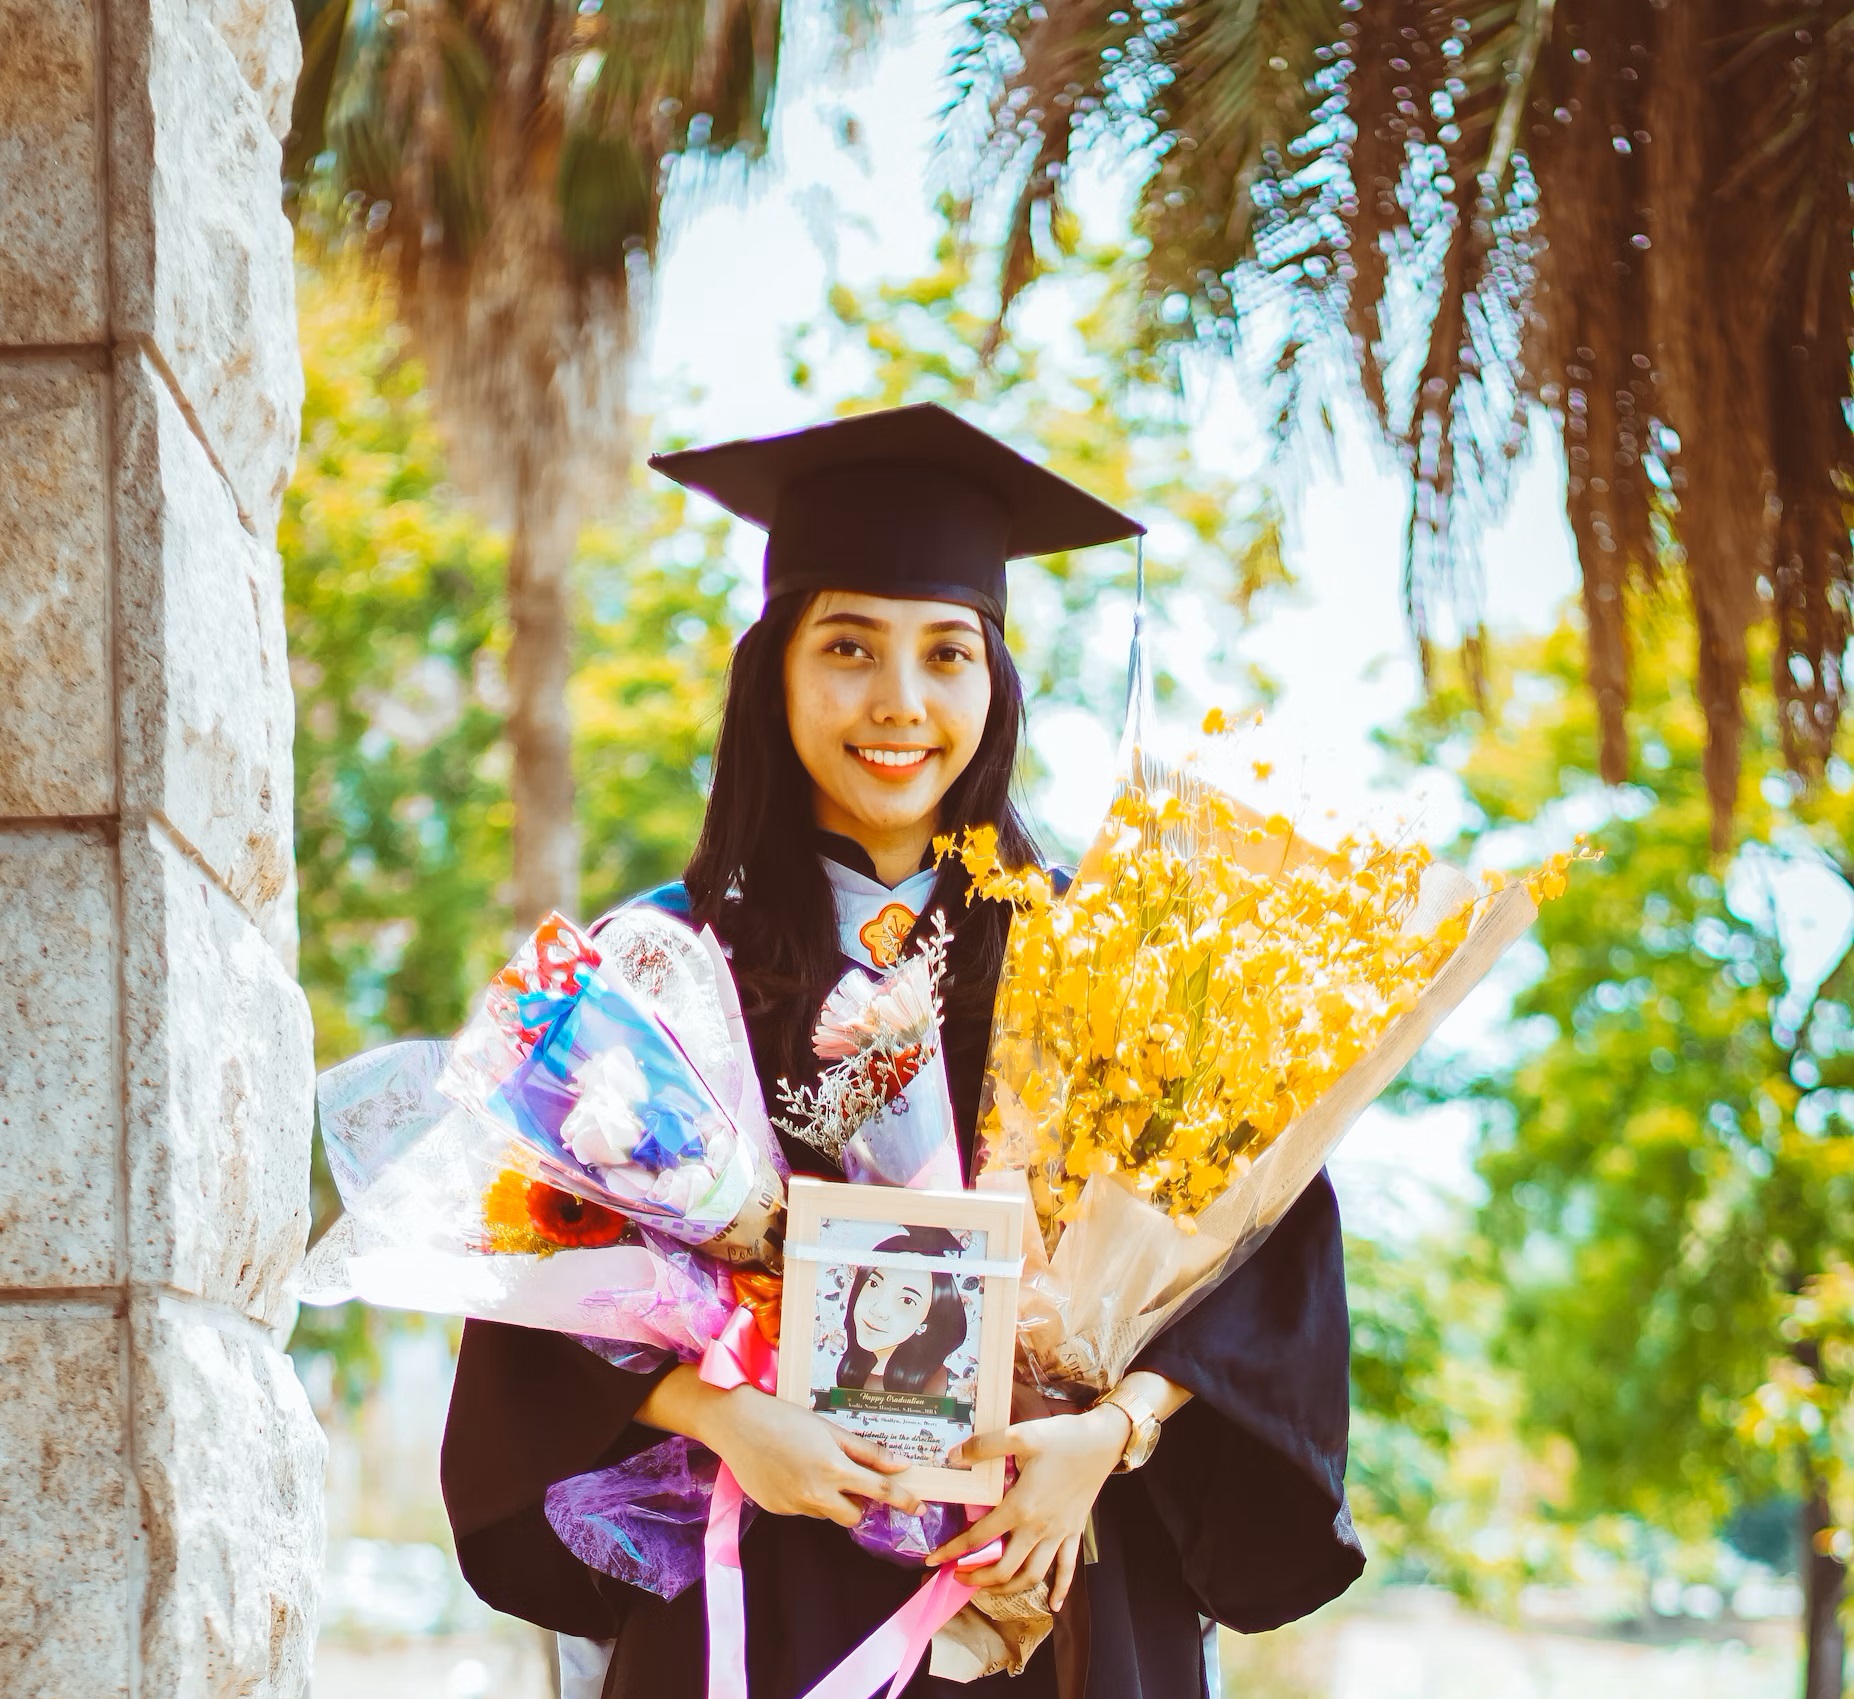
[442,404,1365,1699]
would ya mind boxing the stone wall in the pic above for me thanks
[0,2,322,1694]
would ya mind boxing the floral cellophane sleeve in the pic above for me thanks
[299,906,786,1357]
[440,909,787,1268]
[776,915,965,1191]
[956,729,1572,1400]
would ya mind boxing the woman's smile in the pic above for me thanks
[849,743,938,774]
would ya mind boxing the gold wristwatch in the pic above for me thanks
[1097,1384,1162,1473]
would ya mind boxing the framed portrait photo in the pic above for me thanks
[776,1178,1025,1506]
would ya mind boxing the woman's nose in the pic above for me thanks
[870,658,928,724]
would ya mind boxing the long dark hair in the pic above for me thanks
[685,590,1040,1089]
[836,1228,968,1394]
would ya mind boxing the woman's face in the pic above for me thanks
[784,591,992,848]
[853,1266,932,1356]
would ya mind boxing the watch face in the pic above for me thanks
[1108,1395,1161,1470]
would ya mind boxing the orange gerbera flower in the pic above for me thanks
[525,1183,629,1248]
[484,1169,532,1232]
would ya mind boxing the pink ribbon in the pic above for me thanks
[695,1303,997,1699]
[704,1464,750,1699]
[797,1539,999,1699]
[700,1302,779,1398]
[698,1305,779,1699]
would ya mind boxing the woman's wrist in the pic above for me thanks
[636,1362,740,1451]
[1092,1370,1189,1471]
[1087,1399,1135,1457]
[1113,1369,1191,1419]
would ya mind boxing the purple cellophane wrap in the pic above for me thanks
[569,1333,673,1374]
[547,1442,963,1596]
[579,1226,739,1358]
[545,1437,754,1599]
[848,1497,966,1567]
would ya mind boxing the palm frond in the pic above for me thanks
[956,0,1854,843]
[286,0,846,528]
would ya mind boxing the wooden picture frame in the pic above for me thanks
[776,1178,1024,1506]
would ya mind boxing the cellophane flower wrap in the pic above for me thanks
[441,909,786,1268]
[777,913,963,1191]
[952,714,1567,1402]
[300,908,781,1355]
[301,906,794,1601]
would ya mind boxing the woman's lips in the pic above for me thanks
[849,745,936,775]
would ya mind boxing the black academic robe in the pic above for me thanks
[441,870,1365,1698]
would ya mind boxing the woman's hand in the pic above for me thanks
[699,1384,924,1527]
[923,1405,1132,1611]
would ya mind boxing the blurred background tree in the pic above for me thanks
[1748,1263,1854,1699]
[285,255,737,1399]
[954,0,1854,851]
[285,0,879,926]
[1388,601,1854,1695]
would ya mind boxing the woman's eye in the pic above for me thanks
[825,638,871,659]
[929,645,975,666]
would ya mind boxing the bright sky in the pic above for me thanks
[626,3,1847,1235]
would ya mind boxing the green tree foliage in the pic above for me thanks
[286,264,511,1067]
[285,258,737,1394]
[1747,1263,1854,1685]
[1747,1264,1854,1567]
[1340,1224,1601,1603]
[286,260,737,1071]
[1390,598,1854,1683]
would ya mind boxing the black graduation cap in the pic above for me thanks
[646,403,1144,622]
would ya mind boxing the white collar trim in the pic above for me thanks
[823,858,939,970]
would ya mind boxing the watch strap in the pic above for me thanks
[1098,1385,1162,1472]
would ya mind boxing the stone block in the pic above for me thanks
[0,360,114,816]
[0,1305,132,1699]
[116,352,295,921]
[134,1300,323,1699]
[0,831,120,1288]
[108,0,302,537]
[0,0,106,344]
[204,0,302,145]
[123,824,312,1326]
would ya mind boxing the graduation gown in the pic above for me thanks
[441,851,1365,1698]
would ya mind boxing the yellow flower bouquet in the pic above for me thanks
[944,718,1573,1398]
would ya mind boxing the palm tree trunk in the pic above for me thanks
[505,466,580,930]
[1802,1480,1848,1699]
